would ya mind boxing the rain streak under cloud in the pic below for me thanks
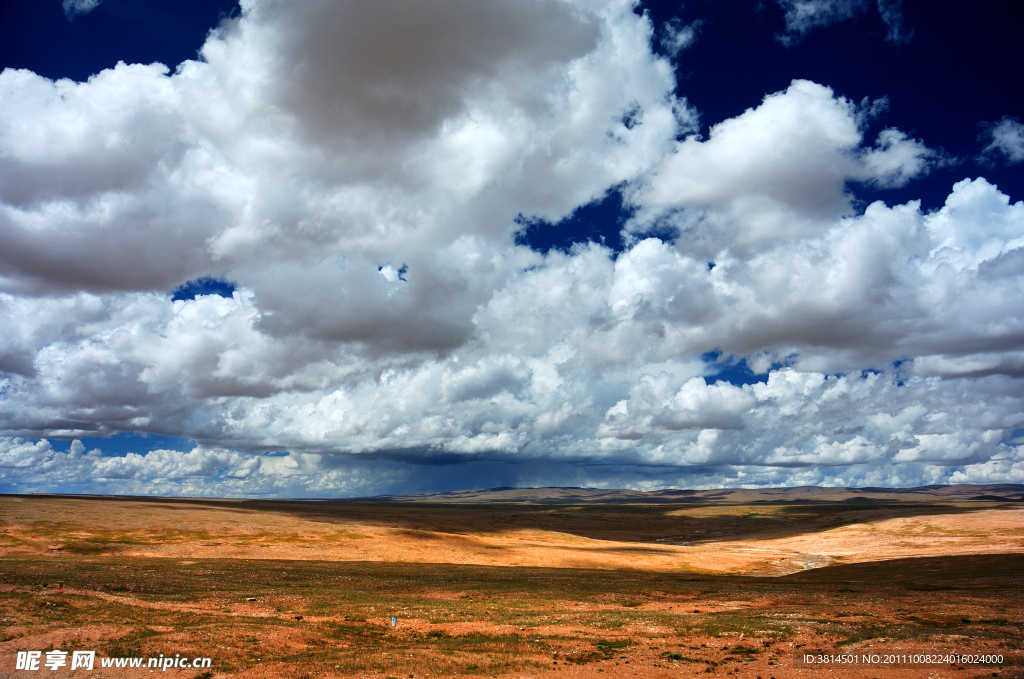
[1,0,1023,497]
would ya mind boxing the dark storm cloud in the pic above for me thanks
[260,0,599,147]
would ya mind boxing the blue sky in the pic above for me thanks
[0,0,1022,497]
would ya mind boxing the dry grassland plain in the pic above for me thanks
[1,486,1023,679]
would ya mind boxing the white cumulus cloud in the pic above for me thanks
[62,0,101,20]
[776,0,909,45]
[629,80,936,256]
[661,17,703,57]
[982,117,1024,165]
[0,0,1021,495]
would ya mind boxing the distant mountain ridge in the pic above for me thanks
[369,484,1024,504]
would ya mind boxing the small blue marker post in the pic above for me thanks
[391,616,397,627]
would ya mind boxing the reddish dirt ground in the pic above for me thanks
[2,490,1023,678]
